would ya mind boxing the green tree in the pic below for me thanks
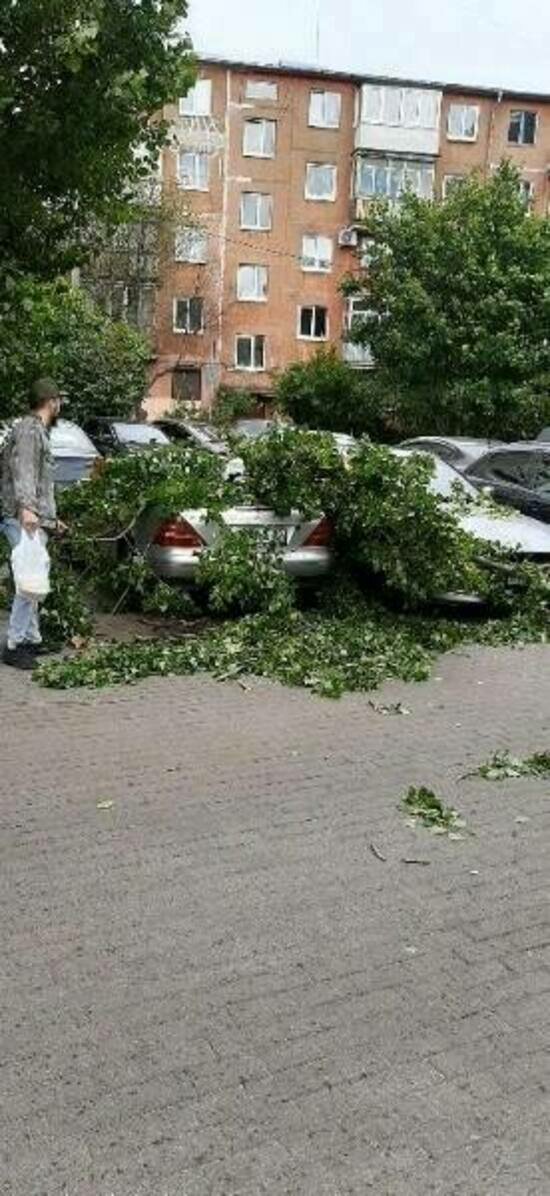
[348,163,550,439]
[0,0,195,279]
[275,348,392,438]
[0,279,150,423]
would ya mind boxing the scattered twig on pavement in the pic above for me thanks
[370,842,387,862]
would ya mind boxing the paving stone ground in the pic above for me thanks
[1,639,550,1196]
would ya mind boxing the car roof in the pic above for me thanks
[477,441,550,453]
[403,436,500,450]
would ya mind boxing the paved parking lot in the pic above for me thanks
[1,640,550,1195]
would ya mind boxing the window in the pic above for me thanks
[508,110,537,145]
[299,305,328,340]
[243,118,276,157]
[443,174,465,198]
[173,297,204,334]
[356,157,434,201]
[237,264,268,301]
[179,80,212,117]
[482,452,536,489]
[519,178,535,205]
[532,455,550,496]
[175,227,208,263]
[235,335,265,371]
[301,234,333,272]
[240,192,273,231]
[246,79,278,102]
[178,151,209,191]
[447,104,479,141]
[343,298,375,366]
[361,84,439,129]
[305,162,337,201]
[309,90,342,129]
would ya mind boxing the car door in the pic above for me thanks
[468,450,539,517]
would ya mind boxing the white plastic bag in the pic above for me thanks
[11,529,51,600]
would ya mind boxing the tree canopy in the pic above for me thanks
[0,0,195,279]
[348,163,550,439]
[0,279,150,424]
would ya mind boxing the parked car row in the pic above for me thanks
[4,413,549,603]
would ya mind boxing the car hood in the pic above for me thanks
[459,509,550,555]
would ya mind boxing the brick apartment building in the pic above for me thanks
[147,58,550,415]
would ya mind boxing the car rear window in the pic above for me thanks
[532,456,550,495]
[113,423,170,446]
[51,422,99,457]
[484,452,535,488]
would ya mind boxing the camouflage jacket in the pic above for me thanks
[1,416,57,528]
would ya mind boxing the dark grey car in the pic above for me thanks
[465,443,550,523]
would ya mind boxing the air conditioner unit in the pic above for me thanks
[338,227,358,248]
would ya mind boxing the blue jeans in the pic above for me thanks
[1,518,47,648]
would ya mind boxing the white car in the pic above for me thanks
[1,419,101,486]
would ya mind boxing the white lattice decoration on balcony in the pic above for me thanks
[171,116,225,154]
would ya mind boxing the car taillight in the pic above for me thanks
[303,517,333,548]
[152,518,206,549]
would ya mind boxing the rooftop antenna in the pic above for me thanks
[314,2,321,63]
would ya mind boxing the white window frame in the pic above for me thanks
[237,264,268,302]
[174,226,208,263]
[309,90,342,129]
[301,234,333,273]
[442,174,466,198]
[235,335,266,372]
[245,79,278,102]
[240,192,273,231]
[178,151,209,192]
[344,298,375,367]
[298,305,329,341]
[172,297,204,334]
[243,118,277,158]
[305,162,337,202]
[447,103,479,142]
[179,79,212,117]
[519,178,535,204]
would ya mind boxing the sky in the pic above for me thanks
[185,0,550,93]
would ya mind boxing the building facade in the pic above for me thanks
[147,60,550,415]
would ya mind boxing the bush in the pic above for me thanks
[0,279,150,424]
[212,387,259,430]
[276,348,393,439]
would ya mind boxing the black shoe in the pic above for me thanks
[2,645,36,671]
[24,641,63,657]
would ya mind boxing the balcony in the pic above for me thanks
[356,83,442,158]
[353,155,435,221]
[342,341,374,368]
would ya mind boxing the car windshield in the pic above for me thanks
[234,421,276,440]
[113,423,170,446]
[398,450,479,500]
[192,424,224,444]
